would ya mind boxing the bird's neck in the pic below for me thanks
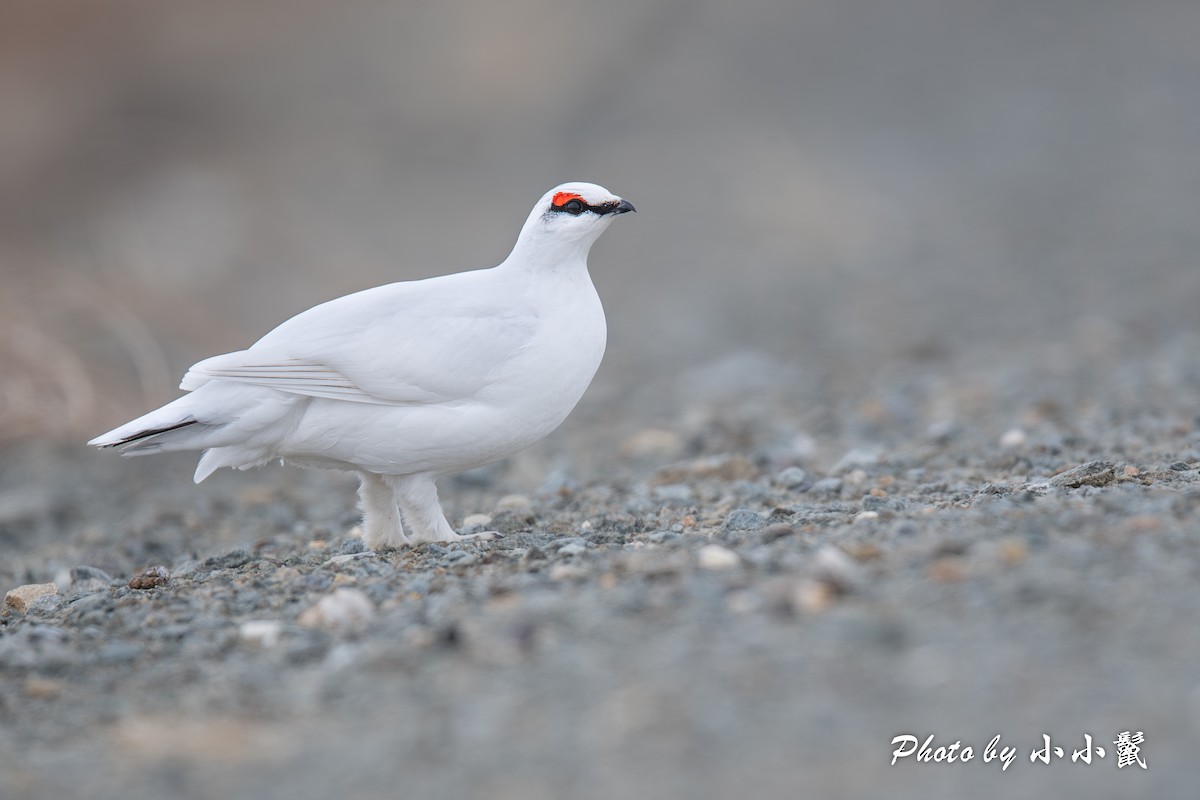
[501,235,596,278]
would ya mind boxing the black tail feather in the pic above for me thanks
[103,419,199,448]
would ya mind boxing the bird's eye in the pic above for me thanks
[564,199,585,215]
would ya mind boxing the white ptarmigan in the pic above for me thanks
[89,182,634,548]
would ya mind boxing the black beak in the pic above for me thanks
[595,198,636,215]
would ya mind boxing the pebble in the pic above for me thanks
[811,477,843,497]
[495,495,533,513]
[773,466,809,489]
[650,454,757,486]
[128,566,170,590]
[548,562,588,581]
[23,676,64,700]
[556,541,588,557]
[240,620,284,648]
[206,549,253,570]
[759,524,796,542]
[813,546,863,591]
[928,557,968,583]
[68,565,113,595]
[70,566,114,585]
[998,538,1029,565]
[723,509,766,532]
[620,428,686,460]
[791,579,836,614]
[26,594,66,616]
[853,511,879,523]
[833,447,880,474]
[697,544,740,570]
[298,588,375,634]
[322,551,377,567]
[652,484,695,504]
[1000,428,1027,448]
[1050,461,1116,489]
[462,513,493,529]
[5,583,59,613]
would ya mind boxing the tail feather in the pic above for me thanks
[88,381,304,481]
[89,418,198,449]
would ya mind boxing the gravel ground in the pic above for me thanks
[2,337,1198,799]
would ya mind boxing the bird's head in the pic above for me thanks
[509,182,635,266]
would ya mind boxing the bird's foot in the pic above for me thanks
[404,529,503,544]
[363,525,412,550]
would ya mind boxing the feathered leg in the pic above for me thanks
[386,473,498,544]
[358,472,410,548]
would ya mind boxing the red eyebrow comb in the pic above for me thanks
[552,191,583,207]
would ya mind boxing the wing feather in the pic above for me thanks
[180,273,539,406]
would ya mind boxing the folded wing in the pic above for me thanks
[182,277,538,406]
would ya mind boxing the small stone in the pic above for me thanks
[23,676,64,700]
[1122,464,1140,477]
[548,562,588,581]
[650,454,758,486]
[298,588,374,634]
[928,556,968,583]
[462,513,493,529]
[813,546,863,590]
[998,538,1028,565]
[70,566,114,585]
[833,447,880,474]
[322,551,376,567]
[206,549,253,570]
[1000,428,1027,448]
[698,544,740,570]
[5,583,59,613]
[1050,460,1116,488]
[556,541,587,557]
[620,428,685,460]
[26,594,65,616]
[240,620,284,648]
[337,537,368,555]
[652,484,695,504]
[1169,460,1192,472]
[442,551,478,567]
[848,543,883,561]
[760,524,796,542]
[723,509,766,532]
[811,477,843,496]
[128,566,170,590]
[774,466,809,489]
[854,511,880,524]
[495,495,533,512]
[791,579,836,614]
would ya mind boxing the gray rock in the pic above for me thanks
[723,509,767,532]
[1050,461,1116,488]
[811,477,844,497]
[774,466,809,489]
[206,549,253,570]
[652,483,695,504]
[69,565,114,585]
[833,447,881,473]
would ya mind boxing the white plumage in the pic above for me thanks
[90,182,634,547]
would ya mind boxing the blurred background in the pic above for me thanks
[3,3,1200,799]
[4,0,1198,447]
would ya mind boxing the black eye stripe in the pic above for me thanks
[549,199,623,216]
